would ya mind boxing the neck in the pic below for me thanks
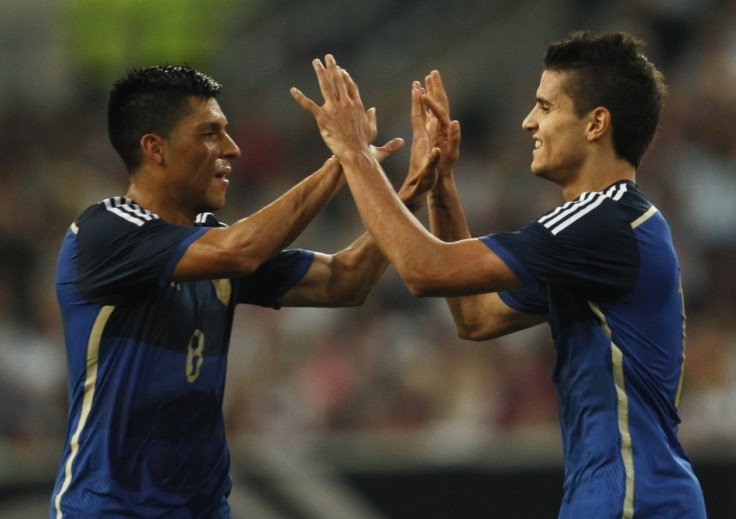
[559,156,636,201]
[126,177,195,226]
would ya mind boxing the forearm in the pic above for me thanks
[173,157,343,280]
[281,191,426,307]
[428,172,471,242]
[235,157,343,255]
[325,191,427,304]
[451,293,546,341]
[326,232,391,306]
[428,172,497,333]
[340,149,441,285]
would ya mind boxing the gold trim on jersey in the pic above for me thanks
[53,305,114,518]
[630,205,658,229]
[212,278,231,306]
[588,301,635,519]
[675,279,686,408]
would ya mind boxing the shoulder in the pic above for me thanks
[76,196,160,229]
[538,181,646,236]
[536,181,654,244]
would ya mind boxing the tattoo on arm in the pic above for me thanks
[429,192,450,210]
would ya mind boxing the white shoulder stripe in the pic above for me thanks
[539,191,597,228]
[195,212,228,227]
[103,198,158,227]
[539,183,628,236]
[548,194,607,235]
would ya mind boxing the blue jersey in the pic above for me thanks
[481,181,706,518]
[51,197,313,518]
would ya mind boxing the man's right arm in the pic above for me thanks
[421,71,545,340]
[172,155,346,281]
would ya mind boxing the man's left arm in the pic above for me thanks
[281,140,440,307]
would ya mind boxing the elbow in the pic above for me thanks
[402,267,448,299]
[337,289,370,308]
[455,325,494,342]
[404,275,435,298]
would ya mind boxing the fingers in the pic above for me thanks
[327,55,350,102]
[366,106,377,141]
[341,67,361,104]
[411,81,428,131]
[290,87,320,115]
[449,119,462,147]
[311,57,335,103]
[426,70,450,108]
[372,137,406,162]
[421,93,450,126]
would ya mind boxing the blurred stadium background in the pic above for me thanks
[2,0,736,517]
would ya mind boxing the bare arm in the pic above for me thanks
[291,55,522,298]
[282,135,441,307]
[421,71,546,339]
[172,154,349,281]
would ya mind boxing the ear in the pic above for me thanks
[586,107,611,143]
[140,133,166,166]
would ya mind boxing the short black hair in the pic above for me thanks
[544,31,668,167]
[107,65,222,172]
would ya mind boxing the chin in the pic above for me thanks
[534,169,547,178]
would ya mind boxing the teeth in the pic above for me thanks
[534,139,542,149]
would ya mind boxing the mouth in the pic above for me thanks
[533,138,542,151]
[215,167,231,184]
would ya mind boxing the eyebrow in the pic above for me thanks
[196,120,227,132]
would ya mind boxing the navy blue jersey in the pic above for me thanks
[51,197,313,518]
[481,181,706,518]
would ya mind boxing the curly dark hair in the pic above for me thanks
[107,65,222,172]
[544,31,668,167]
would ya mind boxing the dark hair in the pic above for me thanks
[107,65,222,172]
[544,31,667,167]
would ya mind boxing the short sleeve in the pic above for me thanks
[499,286,549,316]
[75,203,206,303]
[481,195,640,302]
[234,249,315,308]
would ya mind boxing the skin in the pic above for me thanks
[125,94,438,308]
[292,55,637,337]
[523,70,636,201]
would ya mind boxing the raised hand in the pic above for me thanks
[291,55,376,160]
[399,81,440,211]
[421,70,461,178]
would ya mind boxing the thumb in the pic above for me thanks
[372,137,405,162]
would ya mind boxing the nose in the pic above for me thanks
[223,132,241,160]
[522,109,536,132]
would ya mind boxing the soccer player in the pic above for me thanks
[51,65,436,518]
[292,32,707,517]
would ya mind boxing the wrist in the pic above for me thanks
[336,145,375,167]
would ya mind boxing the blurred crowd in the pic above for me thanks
[2,0,736,474]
